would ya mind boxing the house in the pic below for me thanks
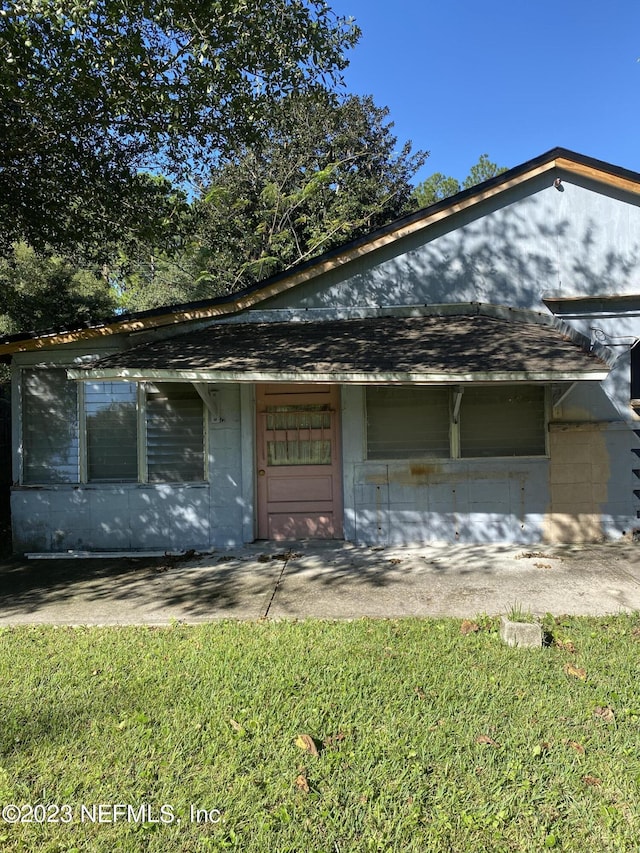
[1,147,639,553]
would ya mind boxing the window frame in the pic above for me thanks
[143,382,208,484]
[365,386,452,460]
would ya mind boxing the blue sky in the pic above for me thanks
[330,0,640,186]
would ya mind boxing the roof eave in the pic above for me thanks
[66,368,610,384]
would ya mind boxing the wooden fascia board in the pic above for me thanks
[555,157,640,196]
[66,368,609,384]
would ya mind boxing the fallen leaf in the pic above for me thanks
[476,734,499,747]
[564,663,587,680]
[593,706,615,723]
[568,741,585,754]
[460,620,479,635]
[295,734,319,756]
[555,639,576,653]
[295,774,310,793]
[414,687,426,700]
[229,718,246,735]
[532,741,551,757]
[583,775,602,787]
[324,732,346,747]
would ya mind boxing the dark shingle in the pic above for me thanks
[93,314,607,377]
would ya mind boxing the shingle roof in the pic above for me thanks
[85,314,608,381]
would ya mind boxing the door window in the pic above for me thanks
[265,405,332,466]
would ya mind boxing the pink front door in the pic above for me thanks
[256,385,343,540]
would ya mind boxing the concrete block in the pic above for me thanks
[549,463,589,485]
[467,480,510,504]
[500,616,543,648]
[544,512,603,543]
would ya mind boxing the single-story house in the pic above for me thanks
[2,147,639,552]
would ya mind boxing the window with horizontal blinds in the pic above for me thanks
[86,382,137,482]
[146,384,205,482]
[366,387,450,459]
[22,368,79,483]
[460,386,546,457]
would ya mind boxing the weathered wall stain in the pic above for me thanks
[365,465,529,487]
[544,422,609,543]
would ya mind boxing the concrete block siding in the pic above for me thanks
[12,378,638,551]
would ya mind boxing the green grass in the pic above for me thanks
[505,603,536,623]
[0,615,639,852]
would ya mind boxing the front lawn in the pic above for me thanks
[0,616,639,851]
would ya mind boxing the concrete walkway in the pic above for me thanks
[0,540,639,625]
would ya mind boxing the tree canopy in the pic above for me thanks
[119,91,428,308]
[0,0,359,256]
[0,242,116,336]
[412,153,507,208]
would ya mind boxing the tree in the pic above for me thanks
[412,172,461,208]
[122,91,427,302]
[462,153,506,189]
[0,0,359,257]
[0,242,116,336]
[412,153,507,209]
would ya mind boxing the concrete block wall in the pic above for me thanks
[11,484,212,552]
[545,422,634,542]
[349,460,550,545]
[11,383,248,553]
[207,384,247,548]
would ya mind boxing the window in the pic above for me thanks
[21,371,206,484]
[366,387,450,459]
[460,386,546,457]
[266,405,332,466]
[146,384,205,482]
[22,369,79,483]
[365,385,546,460]
[86,382,138,482]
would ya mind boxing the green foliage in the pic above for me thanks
[412,152,508,209]
[0,0,358,257]
[462,152,507,189]
[412,172,461,207]
[0,243,117,335]
[127,91,427,304]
